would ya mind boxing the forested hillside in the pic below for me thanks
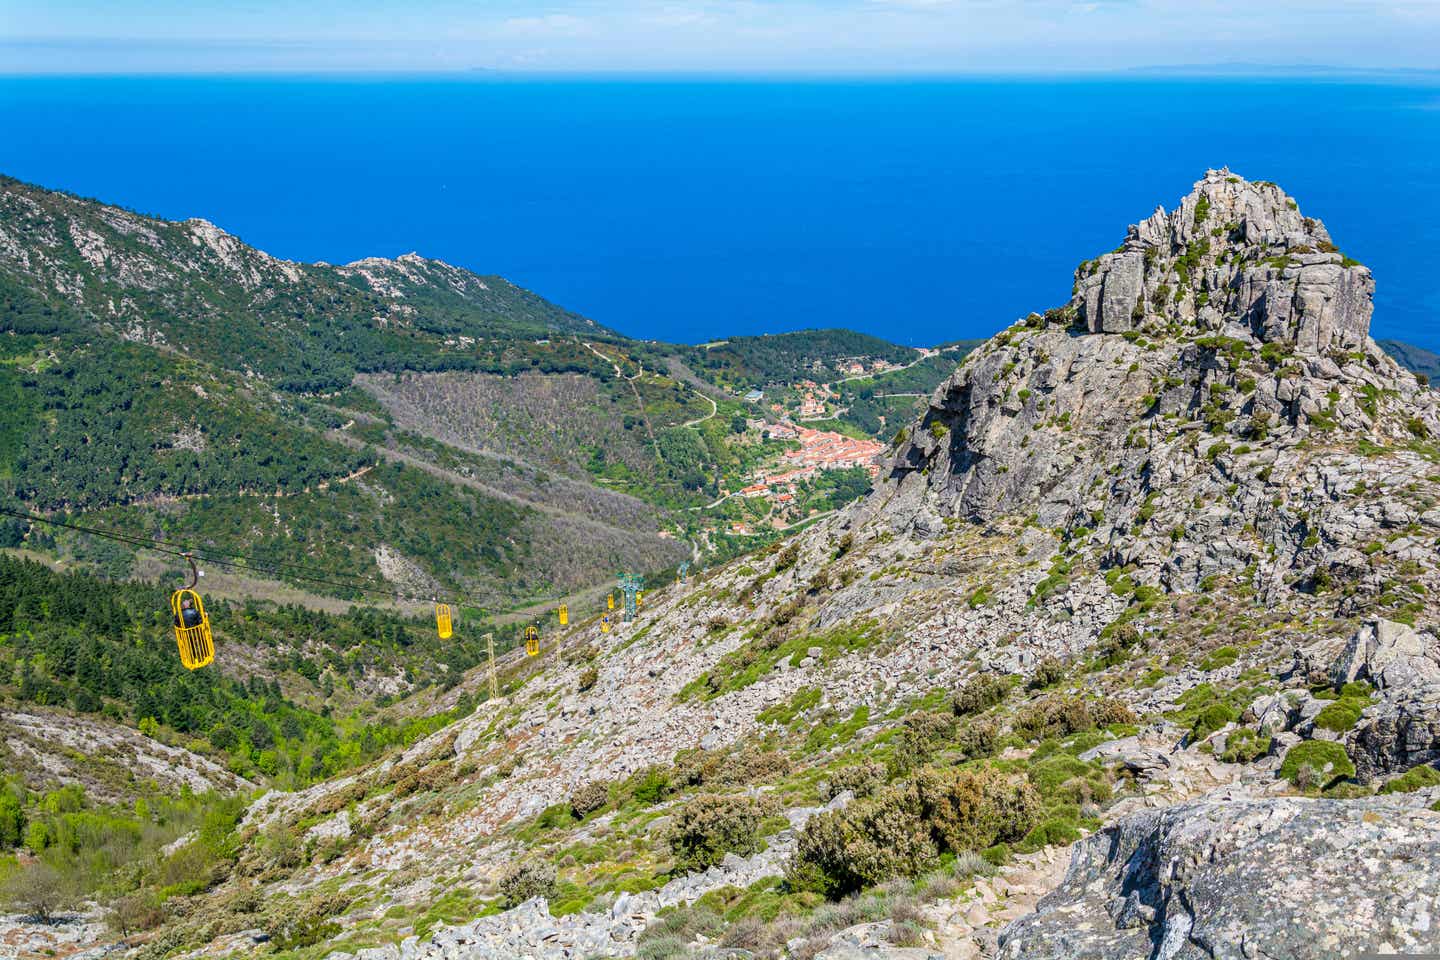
[682,329,919,389]
[0,177,706,607]
[0,551,546,928]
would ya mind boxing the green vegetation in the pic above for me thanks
[787,767,1037,899]
[1379,764,1440,794]
[678,621,882,701]
[0,777,246,929]
[0,554,492,788]
[668,795,766,870]
[1219,727,1272,764]
[684,330,918,391]
[1279,741,1355,789]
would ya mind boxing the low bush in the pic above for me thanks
[823,762,886,800]
[1218,727,1271,764]
[1014,695,1131,741]
[627,765,674,805]
[1313,697,1366,733]
[1017,818,1081,852]
[787,782,938,899]
[1028,656,1067,690]
[955,719,1001,760]
[715,747,792,786]
[570,780,611,819]
[789,766,1038,899]
[1198,645,1239,670]
[1191,702,1237,741]
[889,710,956,776]
[499,860,558,907]
[668,795,764,871]
[1379,764,1440,794]
[1279,741,1355,790]
[951,674,1009,717]
[915,767,1040,855]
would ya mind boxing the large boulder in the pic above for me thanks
[998,795,1440,959]
[1348,686,1440,784]
[1329,618,1440,692]
[1317,619,1440,783]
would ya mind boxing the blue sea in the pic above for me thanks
[1,76,1437,349]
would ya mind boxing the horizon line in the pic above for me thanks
[4,64,1440,82]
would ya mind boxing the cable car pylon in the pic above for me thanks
[485,632,498,699]
[617,573,642,622]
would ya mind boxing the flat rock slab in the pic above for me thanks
[998,793,1440,960]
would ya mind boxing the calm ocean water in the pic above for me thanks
[1,76,1437,349]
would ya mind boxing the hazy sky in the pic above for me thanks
[2,0,1439,74]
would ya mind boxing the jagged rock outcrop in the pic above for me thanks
[1076,168,1373,352]
[1330,618,1440,692]
[998,793,1440,959]
[868,170,1439,599]
[1321,619,1440,783]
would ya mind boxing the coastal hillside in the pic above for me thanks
[0,175,981,606]
[0,172,956,908]
[8,169,1436,960]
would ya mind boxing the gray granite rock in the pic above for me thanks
[998,794,1440,960]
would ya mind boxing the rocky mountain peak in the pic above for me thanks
[871,171,1436,601]
[1074,168,1373,354]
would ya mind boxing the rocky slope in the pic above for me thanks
[17,171,1440,960]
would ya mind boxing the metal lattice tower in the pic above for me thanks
[617,573,643,622]
[676,561,691,584]
[485,632,498,699]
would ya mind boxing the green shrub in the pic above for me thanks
[889,710,956,777]
[627,765,673,806]
[788,782,939,899]
[1026,755,1111,805]
[1379,764,1440,794]
[1017,818,1081,852]
[1313,697,1366,733]
[715,748,792,786]
[1218,727,1271,764]
[823,762,886,800]
[669,795,764,871]
[1199,646,1239,670]
[915,767,1040,855]
[577,668,599,692]
[1191,703,1237,741]
[500,860,558,907]
[955,719,1001,761]
[951,674,1008,716]
[981,843,1011,867]
[1279,741,1355,789]
[570,780,611,819]
[1014,695,1132,741]
[1028,657,1066,690]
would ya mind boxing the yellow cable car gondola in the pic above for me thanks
[607,593,615,611]
[435,601,453,639]
[600,613,611,634]
[170,554,214,671]
[525,624,541,657]
[558,604,568,626]
[637,591,644,608]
